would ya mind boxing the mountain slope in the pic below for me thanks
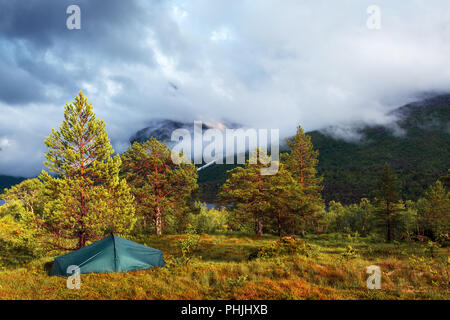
[0,175,25,194]
[198,94,450,204]
[312,94,449,203]
[1,95,448,204]
[130,119,241,147]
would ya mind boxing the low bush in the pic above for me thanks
[248,236,320,260]
[174,225,201,265]
[0,210,40,268]
[340,245,359,259]
[189,205,228,234]
[424,241,440,258]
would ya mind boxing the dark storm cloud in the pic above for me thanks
[2,0,450,176]
[0,59,46,104]
[0,0,66,48]
[0,0,159,106]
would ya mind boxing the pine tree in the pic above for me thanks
[284,125,324,235]
[417,180,449,240]
[121,137,198,235]
[285,126,322,189]
[439,169,450,189]
[266,167,304,237]
[39,91,136,249]
[1,178,44,215]
[375,163,402,242]
[218,149,302,236]
[218,150,273,236]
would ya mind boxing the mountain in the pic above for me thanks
[0,175,25,194]
[130,119,207,147]
[130,118,244,174]
[1,94,448,205]
[130,118,241,148]
[198,94,450,204]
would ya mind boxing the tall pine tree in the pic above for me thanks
[121,137,198,235]
[375,163,402,242]
[283,125,324,235]
[39,91,136,249]
[219,149,303,236]
[218,150,273,236]
[417,180,449,240]
[266,167,305,237]
[440,169,450,189]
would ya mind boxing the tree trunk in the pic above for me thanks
[78,183,87,248]
[78,231,86,249]
[291,216,295,236]
[386,201,392,242]
[256,213,263,236]
[155,207,162,235]
[278,214,282,238]
[387,220,392,242]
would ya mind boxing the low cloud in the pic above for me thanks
[1,0,450,176]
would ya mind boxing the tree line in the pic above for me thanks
[1,92,448,252]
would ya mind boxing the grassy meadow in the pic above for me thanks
[0,233,448,300]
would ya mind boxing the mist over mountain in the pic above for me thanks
[130,119,242,148]
[310,94,449,204]
[1,93,448,205]
[198,93,450,203]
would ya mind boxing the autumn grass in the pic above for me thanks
[0,234,448,300]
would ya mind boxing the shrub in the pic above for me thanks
[341,245,359,259]
[226,275,249,288]
[189,204,228,234]
[424,241,440,258]
[248,236,320,260]
[436,233,449,247]
[0,211,39,267]
[175,224,201,265]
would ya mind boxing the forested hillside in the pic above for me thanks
[0,175,25,194]
[1,95,448,204]
[198,94,450,204]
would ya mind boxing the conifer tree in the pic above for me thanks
[375,163,402,242]
[121,137,198,235]
[284,126,322,190]
[39,91,136,249]
[440,169,450,189]
[267,168,305,236]
[417,180,449,240]
[283,126,324,235]
[219,149,303,236]
[218,150,273,236]
[1,178,44,215]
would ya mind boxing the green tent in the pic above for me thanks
[49,234,166,276]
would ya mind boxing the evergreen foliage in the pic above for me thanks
[374,163,403,242]
[417,180,450,241]
[38,91,136,249]
[121,137,198,235]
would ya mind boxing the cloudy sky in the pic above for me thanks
[1,0,450,177]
